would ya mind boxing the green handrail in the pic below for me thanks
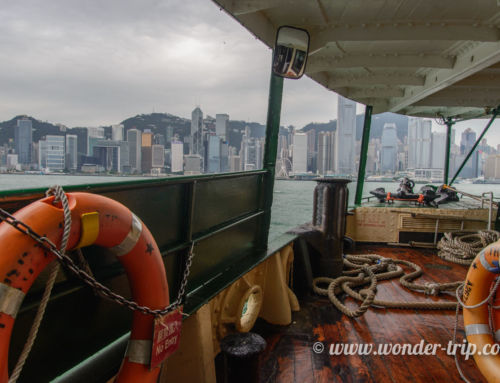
[260,72,284,248]
[354,105,373,205]
[443,118,454,185]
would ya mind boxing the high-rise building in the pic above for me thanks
[317,132,335,175]
[87,127,105,156]
[141,129,154,173]
[142,130,153,147]
[111,124,124,141]
[127,129,142,173]
[184,154,203,175]
[207,135,221,173]
[380,123,398,173]
[408,118,432,169]
[15,118,33,165]
[152,144,165,168]
[171,141,184,173]
[166,126,173,143]
[305,129,317,173]
[215,114,229,140]
[220,141,229,173]
[191,107,203,155]
[93,140,129,173]
[335,96,356,175]
[485,154,500,179]
[65,135,78,170]
[292,133,307,174]
[459,128,478,178]
[431,132,446,169]
[39,135,65,171]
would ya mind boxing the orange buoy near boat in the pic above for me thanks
[0,192,169,383]
[462,243,500,383]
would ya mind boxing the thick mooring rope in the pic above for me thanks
[437,230,500,265]
[313,254,459,318]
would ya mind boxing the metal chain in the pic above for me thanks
[0,189,195,317]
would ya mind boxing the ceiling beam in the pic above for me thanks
[229,0,289,15]
[328,73,425,87]
[401,106,485,118]
[309,23,500,54]
[414,88,500,107]
[332,86,405,98]
[353,98,389,113]
[307,54,455,72]
[389,41,500,113]
[452,73,500,88]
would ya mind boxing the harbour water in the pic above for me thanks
[0,174,498,241]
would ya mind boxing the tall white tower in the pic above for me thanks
[335,95,356,175]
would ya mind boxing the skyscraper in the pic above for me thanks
[171,141,184,173]
[207,135,221,173]
[292,133,307,174]
[151,144,165,169]
[191,107,203,155]
[431,132,446,169]
[317,131,335,175]
[215,114,229,140]
[459,128,478,178]
[111,124,124,141]
[15,118,33,165]
[65,135,78,170]
[127,129,142,173]
[305,129,317,173]
[39,135,65,171]
[166,126,173,143]
[408,118,432,169]
[335,96,356,175]
[380,123,398,173]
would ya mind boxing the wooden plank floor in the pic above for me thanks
[254,245,486,383]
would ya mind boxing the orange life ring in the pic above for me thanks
[0,192,169,383]
[463,243,500,383]
[494,288,500,344]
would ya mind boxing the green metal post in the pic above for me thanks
[443,118,454,185]
[354,105,373,205]
[450,107,499,185]
[260,72,284,249]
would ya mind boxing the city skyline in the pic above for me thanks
[2,105,499,181]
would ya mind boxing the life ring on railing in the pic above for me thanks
[494,289,500,344]
[0,192,169,383]
[462,243,500,383]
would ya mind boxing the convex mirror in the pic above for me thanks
[272,26,310,79]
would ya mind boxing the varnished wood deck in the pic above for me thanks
[254,245,485,383]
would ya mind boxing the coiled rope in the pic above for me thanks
[437,230,500,265]
[313,254,459,318]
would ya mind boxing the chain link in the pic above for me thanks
[0,195,194,317]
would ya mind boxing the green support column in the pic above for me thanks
[450,107,499,185]
[354,105,373,205]
[443,118,454,185]
[260,72,284,249]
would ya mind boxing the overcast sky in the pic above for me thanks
[1,0,499,147]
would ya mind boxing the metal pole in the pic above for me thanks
[450,107,499,185]
[354,105,373,205]
[443,118,453,185]
[260,72,284,249]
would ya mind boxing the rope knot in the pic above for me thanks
[424,282,441,296]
